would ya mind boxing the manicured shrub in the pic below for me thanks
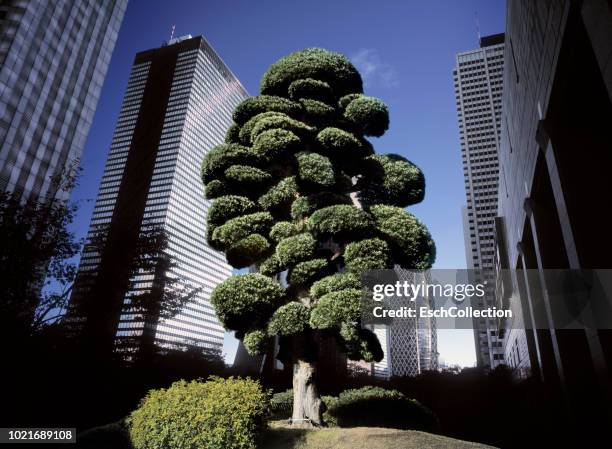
[251,113,313,143]
[270,389,294,419]
[253,128,302,160]
[225,123,241,144]
[338,93,362,110]
[300,98,337,124]
[210,273,284,331]
[309,288,363,329]
[202,143,259,184]
[342,327,384,362]
[288,78,333,102]
[310,272,362,299]
[290,192,351,220]
[370,205,435,269]
[359,154,425,207]
[260,48,363,97]
[212,212,274,248]
[258,176,299,212]
[275,232,317,267]
[205,179,230,200]
[243,329,268,356]
[208,195,257,227]
[224,164,271,188]
[269,221,299,242]
[239,111,287,144]
[343,237,392,273]
[226,234,271,268]
[323,386,438,432]
[316,127,373,159]
[258,253,282,276]
[127,377,271,449]
[296,152,335,188]
[287,258,329,286]
[308,204,374,242]
[267,302,310,336]
[233,95,302,125]
[343,95,389,137]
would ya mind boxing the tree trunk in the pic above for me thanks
[292,358,324,426]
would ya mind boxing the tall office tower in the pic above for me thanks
[372,270,438,379]
[0,0,127,201]
[68,35,248,356]
[495,0,612,436]
[453,33,505,369]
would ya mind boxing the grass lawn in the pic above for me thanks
[260,421,498,449]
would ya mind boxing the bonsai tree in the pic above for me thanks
[202,48,435,426]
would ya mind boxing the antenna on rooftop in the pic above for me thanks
[170,24,176,41]
[474,12,481,43]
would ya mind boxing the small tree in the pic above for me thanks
[202,48,435,425]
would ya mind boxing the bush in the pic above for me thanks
[208,195,257,227]
[287,258,329,287]
[224,164,271,188]
[258,176,299,213]
[324,386,438,432]
[269,221,299,242]
[77,421,131,449]
[267,302,310,336]
[243,329,268,356]
[225,123,241,144]
[359,154,425,207]
[226,234,271,268]
[300,98,337,124]
[210,273,284,331]
[212,212,274,248]
[128,377,271,449]
[296,152,335,188]
[252,128,302,160]
[370,205,436,269]
[275,232,317,267]
[201,143,259,184]
[233,95,302,125]
[343,237,392,273]
[290,192,351,220]
[270,390,293,420]
[343,95,389,137]
[260,48,363,97]
[288,78,333,102]
[309,289,362,329]
[310,272,362,299]
[316,127,373,159]
[308,204,374,242]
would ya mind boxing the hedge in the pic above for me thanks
[127,377,270,449]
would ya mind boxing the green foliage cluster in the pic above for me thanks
[343,238,391,273]
[210,273,284,331]
[204,47,436,369]
[267,302,310,336]
[359,154,425,207]
[322,386,438,432]
[127,377,270,449]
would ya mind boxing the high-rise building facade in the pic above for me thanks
[495,0,612,434]
[372,270,438,379]
[0,0,127,201]
[69,35,248,355]
[453,34,505,369]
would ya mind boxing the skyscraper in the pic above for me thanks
[0,0,127,201]
[453,33,505,369]
[372,270,438,379]
[68,35,248,356]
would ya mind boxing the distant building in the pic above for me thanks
[453,33,505,369]
[495,0,612,417]
[68,35,248,355]
[0,0,127,201]
[372,269,438,379]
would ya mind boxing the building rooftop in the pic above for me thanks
[479,33,505,48]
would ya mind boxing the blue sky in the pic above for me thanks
[70,0,506,367]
